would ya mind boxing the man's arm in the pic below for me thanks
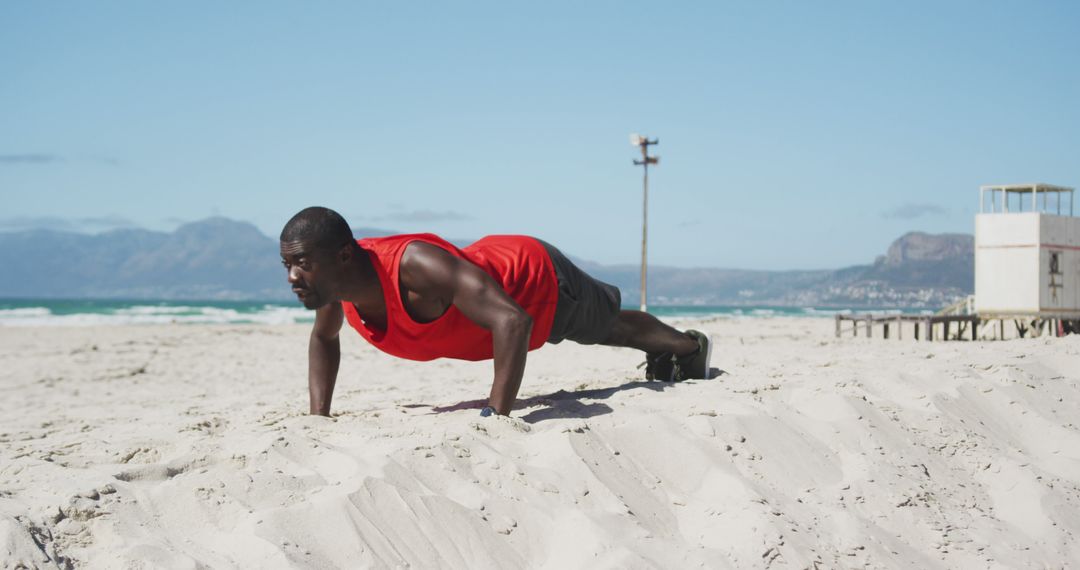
[308,302,344,416]
[401,242,533,416]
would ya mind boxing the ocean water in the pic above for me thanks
[0,299,311,326]
[0,299,935,327]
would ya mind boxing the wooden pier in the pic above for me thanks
[835,312,1079,341]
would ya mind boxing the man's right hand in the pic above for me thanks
[308,303,344,416]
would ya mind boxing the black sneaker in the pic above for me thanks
[644,351,675,381]
[673,330,712,381]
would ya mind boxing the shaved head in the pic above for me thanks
[280,207,354,252]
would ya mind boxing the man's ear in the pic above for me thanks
[338,243,353,263]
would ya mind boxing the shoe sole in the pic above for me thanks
[704,334,713,379]
[676,331,713,381]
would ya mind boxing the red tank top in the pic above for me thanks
[342,234,558,361]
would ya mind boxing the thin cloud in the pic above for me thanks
[77,215,139,231]
[91,156,121,166]
[368,209,471,223]
[0,216,78,232]
[881,203,948,220]
[0,154,63,164]
[0,154,120,166]
[0,215,139,233]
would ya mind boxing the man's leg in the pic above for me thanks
[600,310,713,381]
[600,310,698,355]
[536,238,710,379]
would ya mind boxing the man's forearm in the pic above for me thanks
[308,334,341,416]
[487,313,532,415]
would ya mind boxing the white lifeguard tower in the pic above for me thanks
[975,183,1080,318]
[837,183,1080,341]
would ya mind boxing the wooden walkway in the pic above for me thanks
[834,314,978,341]
[834,313,1078,341]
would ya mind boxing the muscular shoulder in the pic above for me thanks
[399,241,458,293]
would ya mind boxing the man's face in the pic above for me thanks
[280,240,337,310]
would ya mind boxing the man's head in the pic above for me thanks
[279,207,356,310]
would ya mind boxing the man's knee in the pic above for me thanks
[598,312,631,346]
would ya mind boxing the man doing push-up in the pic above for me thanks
[279,207,713,417]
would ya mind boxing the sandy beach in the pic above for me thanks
[2,316,1079,569]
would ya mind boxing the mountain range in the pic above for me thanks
[0,218,973,308]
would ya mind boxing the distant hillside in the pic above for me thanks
[590,232,973,308]
[865,232,974,289]
[0,221,973,308]
[0,218,286,300]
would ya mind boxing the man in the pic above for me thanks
[280,206,713,417]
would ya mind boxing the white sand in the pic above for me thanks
[2,317,1080,569]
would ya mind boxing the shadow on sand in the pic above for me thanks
[401,367,725,424]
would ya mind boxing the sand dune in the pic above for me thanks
[2,317,1079,568]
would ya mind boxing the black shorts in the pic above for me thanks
[538,240,622,345]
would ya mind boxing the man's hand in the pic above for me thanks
[308,302,344,416]
[401,242,533,416]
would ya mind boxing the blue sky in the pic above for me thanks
[2,1,1078,269]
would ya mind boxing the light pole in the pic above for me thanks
[630,133,659,312]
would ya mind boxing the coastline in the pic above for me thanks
[2,318,1079,567]
[0,299,942,328]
